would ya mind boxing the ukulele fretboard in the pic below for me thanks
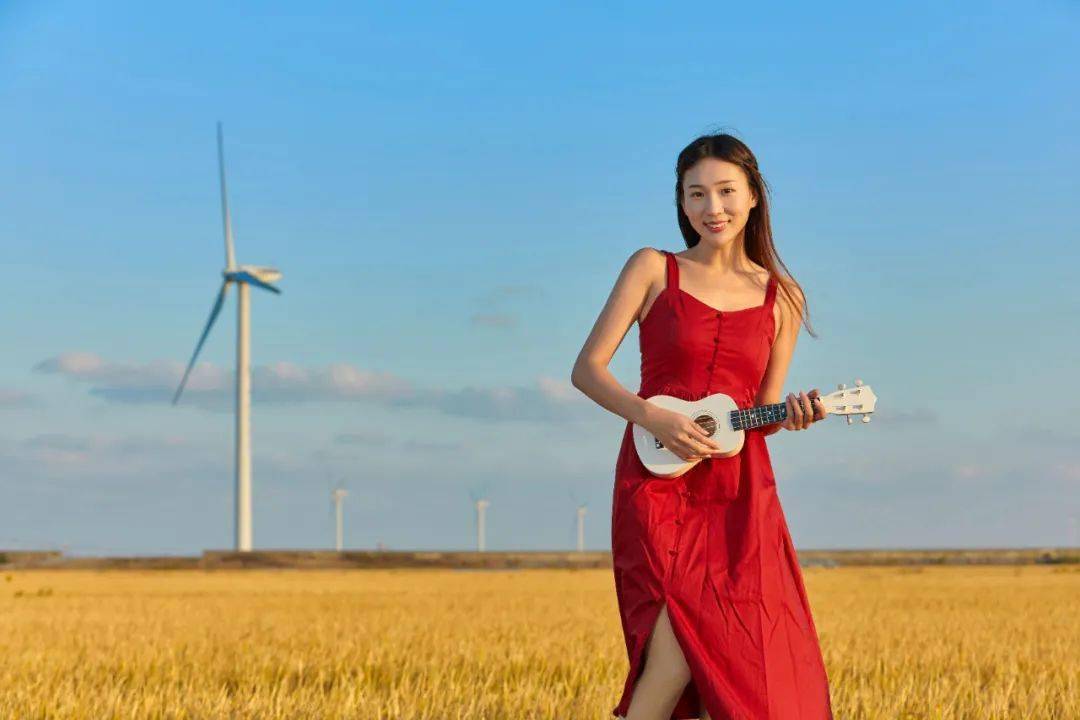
[729,402,787,431]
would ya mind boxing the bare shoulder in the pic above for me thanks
[620,246,667,289]
[625,246,667,274]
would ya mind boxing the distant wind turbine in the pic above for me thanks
[570,488,588,552]
[475,499,490,552]
[576,504,587,552]
[468,486,491,552]
[172,122,283,553]
[331,484,348,552]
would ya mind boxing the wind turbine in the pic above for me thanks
[172,122,283,552]
[569,487,588,552]
[331,483,348,552]
[468,485,491,552]
[576,504,587,552]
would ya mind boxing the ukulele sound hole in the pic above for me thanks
[694,414,717,436]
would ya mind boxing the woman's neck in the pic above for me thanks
[683,234,753,274]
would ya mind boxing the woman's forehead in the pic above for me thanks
[684,158,745,185]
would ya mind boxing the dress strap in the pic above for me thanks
[763,274,778,308]
[663,250,680,292]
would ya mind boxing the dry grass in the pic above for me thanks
[1,565,1076,719]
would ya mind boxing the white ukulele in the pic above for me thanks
[633,379,878,478]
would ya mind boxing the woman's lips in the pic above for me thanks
[705,221,728,233]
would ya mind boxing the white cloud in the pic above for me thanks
[32,351,594,422]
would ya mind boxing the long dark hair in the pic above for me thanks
[674,132,816,338]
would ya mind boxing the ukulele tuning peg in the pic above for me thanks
[837,383,846,391]
[854,378,863,387]
[846,416,854,425]
[861,414,871,424]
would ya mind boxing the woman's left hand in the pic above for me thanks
[780,388,828,431]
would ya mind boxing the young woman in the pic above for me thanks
[571,133,834,720]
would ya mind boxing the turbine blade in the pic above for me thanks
[217,122,237,270]
[234,271,282,295]
[172,282,229,405]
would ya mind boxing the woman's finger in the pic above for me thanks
[788,393,803,430]
[691,436,719,456]
[799,391,813,429]
[692,426,724,452]
[679,433,710,459]
[690,424,719,447]
[809,388,827,421]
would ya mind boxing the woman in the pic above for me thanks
[571,133,834,720]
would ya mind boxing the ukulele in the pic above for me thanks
[633,379,877,478]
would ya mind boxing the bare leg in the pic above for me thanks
[625,603,692,720]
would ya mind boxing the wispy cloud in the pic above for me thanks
[334,431,461,453]
[391,375,592,422]
[467,284,544,331]
[470,313,518,329]
[33,352,592,422]
[19,432,189,468]
[0,388,34,408]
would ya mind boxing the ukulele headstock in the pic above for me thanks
[819,378,877,425]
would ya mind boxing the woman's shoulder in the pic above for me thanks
[622,246,669,277]
[627,246,669,265]
[617,247,669,295]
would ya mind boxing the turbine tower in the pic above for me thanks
[331,485,348,552]
[475,498,490,552]
[576,503,587,552]
[569,488,589,553]
[172,122,282,552]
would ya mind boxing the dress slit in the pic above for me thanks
[623,593,715,720]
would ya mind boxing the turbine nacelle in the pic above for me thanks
[224,264,283,289]
[240,265,282,284]
[222,265,283,295]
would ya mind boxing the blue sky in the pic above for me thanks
[2,1,1077,555]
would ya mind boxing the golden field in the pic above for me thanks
[1,565,1076,719]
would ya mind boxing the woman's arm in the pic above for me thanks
[570,248,663,428]
[572,248,730,461]
[755,279,825,435]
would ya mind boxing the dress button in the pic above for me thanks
[668,549,678,555]
[675,519,683,526]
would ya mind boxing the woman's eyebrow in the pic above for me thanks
[687,180,737,188]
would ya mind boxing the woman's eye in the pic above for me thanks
[722,189,735,194]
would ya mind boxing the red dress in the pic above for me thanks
[611,250,834,719]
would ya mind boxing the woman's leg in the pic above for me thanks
[625,603,692,720]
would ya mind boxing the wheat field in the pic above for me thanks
[1,565,1076,719]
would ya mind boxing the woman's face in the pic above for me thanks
[680,158,758,247]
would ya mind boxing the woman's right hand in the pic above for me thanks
[644,407,723,462]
